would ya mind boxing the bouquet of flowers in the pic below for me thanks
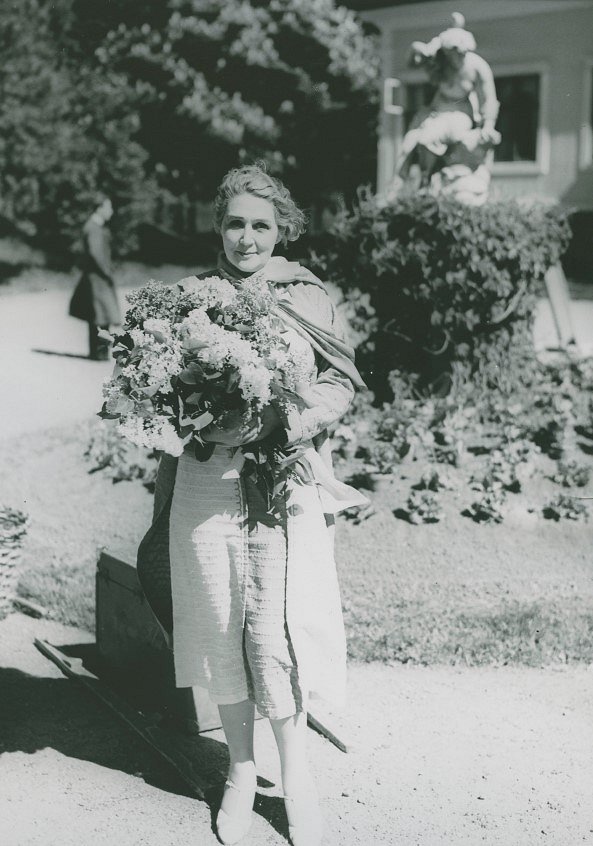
[100,275,304,497]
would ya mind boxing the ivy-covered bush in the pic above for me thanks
[0,0,155,255]
[310,190,571,400]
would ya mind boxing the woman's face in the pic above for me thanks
[221,192,280,274]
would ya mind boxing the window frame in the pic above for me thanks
[490,62,550,176]
[579,57,593,169]
[399,62,550,177]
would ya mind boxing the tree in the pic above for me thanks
[85,0,380,208]
[0,0,153,254]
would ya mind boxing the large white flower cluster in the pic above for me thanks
[180,275,238,310]
[122,327,183,392]
[118,414,186,456]
[102,273,303,456]
[178,308,274,405]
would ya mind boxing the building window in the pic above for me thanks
[403,82,435,131]
[494,74,540,163]
[404,73,542,166]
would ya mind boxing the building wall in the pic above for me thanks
[363,0,593,208]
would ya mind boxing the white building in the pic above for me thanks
[352,0,593,210]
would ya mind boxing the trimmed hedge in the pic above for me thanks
[309,190,571,400]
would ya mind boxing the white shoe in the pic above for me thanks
[216,774,256,845]
[284,786,324,846]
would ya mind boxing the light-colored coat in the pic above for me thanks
[139,266,366,707]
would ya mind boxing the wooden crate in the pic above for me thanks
[96,551,221,732]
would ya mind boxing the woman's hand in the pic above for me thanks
[202,404,282,446]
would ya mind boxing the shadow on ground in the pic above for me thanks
[0,666,193,794]
[0,661,289,840]
[32,348,92,361]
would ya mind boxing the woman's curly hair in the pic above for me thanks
[213,163,307,246]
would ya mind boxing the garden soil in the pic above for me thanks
[1,611,592,846]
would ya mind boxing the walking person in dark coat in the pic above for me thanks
[69,195,121,360]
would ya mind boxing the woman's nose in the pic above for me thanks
[239,224,254,243]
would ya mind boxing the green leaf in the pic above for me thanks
[192,410,215,430]
[179,363,205,384]
[185,391,203,405]
[106,395,135,415]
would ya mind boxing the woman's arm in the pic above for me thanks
[201,404,281,446]
[275,363,355,447]
[470,52,499,131]
[273,283,356,446]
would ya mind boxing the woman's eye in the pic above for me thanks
[255,223,270,230]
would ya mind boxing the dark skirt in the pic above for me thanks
[69,272,121,325]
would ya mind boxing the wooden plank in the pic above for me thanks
[12,596,48,618]
[96,553,222,732]
[34,639,224,799]
[307,712,354,754]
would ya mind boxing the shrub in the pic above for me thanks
[552,461,591,489]
[464,486,506,524]
[85,420,158,490]
[404,490,443,524]
[543,495,589,522]
[309,190,571,400]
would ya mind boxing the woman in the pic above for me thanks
[138,164,367,845]
[69,194,121,360]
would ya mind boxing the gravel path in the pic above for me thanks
[1,612,593,846]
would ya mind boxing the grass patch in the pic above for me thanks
[343,597,593,666]
[2,418,593,664]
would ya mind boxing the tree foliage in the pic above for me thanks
[0,0,154,254]
[0,0,379,254]
[86,0,380,203]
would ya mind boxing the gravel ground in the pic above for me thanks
[1,612,593,846]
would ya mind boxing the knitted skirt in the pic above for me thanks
[169,446,304,720]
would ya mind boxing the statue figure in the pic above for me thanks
[392,13,501,205]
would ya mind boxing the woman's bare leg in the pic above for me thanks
[269,710,309,795]
[270,709,323,845]
[217,700,257,837]
[219,699,256,769]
